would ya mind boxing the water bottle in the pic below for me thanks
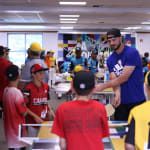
[105,70,109,82]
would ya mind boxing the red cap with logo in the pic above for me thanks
[30,64,48,73]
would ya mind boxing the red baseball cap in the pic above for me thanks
[30,64,48,73]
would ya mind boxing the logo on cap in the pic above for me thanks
[80,83,86,89]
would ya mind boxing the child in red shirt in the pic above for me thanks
[52,70,109,150]
[24,64,55,137]
[3,65,42,150]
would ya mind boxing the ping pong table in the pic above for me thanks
[19,121,127,150]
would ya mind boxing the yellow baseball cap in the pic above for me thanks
[145,71,150,86]
[42,48,45,52]
[30,42,41,52]
[73,49,76,53]
[50,49,54,53]
[74,65,83,73]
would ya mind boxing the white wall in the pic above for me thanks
[0,32,7,46]
[43,32,58,59]
[136,33,150,55]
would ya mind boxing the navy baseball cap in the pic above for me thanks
[6,65,19,81]
[0,46,6,55]
[107,28,121,39]
[73,70,95,90]
[92,47,98,55]
[75,47,82,53]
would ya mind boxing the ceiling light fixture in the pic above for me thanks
[124,26,141,30]
[59,2,87,5]
[5,11,43,13]
[60,21,77,24]
[141,22,150,24]
[60,18,78,21]
[0,25,45,29]
[60,26,74,29]
[59,15,80,18]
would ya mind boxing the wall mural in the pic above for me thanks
[58,33,135,61]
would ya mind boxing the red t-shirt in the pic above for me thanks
[0,58,12,101]
[3,87,27,148]
[24,82,50,124]
[52,100,109,150]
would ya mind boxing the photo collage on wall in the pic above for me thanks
[57,33,136,63]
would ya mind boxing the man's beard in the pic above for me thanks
[113,42,121,51]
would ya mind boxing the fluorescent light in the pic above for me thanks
[0,25,45,29]
[121,32,132,34]
[124,26,141,30]
[60,21,77,23]
[5,11,43,13]
[59,2,87,5]
[60,26,74,29]
[60,18,78,21]
[142,22,150,24]
[59,15,80,18]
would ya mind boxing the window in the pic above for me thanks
[26,33,43,51]
[8,33,43,67]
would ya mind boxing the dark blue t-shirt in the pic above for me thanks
[107,46,145,104]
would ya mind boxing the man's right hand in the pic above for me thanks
[93,84,105,93]
[112,94,121,108]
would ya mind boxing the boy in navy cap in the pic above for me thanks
[70,47,87,71]
[3,65,42,150]
[88,47,98,74]
[52,70,109,150]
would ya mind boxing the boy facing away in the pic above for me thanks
[52,70,109,150]
[24,64,55,137]
[3,65,42,150]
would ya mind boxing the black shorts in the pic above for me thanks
[0,101,3,108]
[125,117,135,145]
[114,100,145,121]
[125,118,150,149]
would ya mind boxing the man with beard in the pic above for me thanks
[95,28,145,121]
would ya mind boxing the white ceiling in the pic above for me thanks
[0,0,150,32]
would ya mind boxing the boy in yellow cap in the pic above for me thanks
[45,49,57,70]
[49,50,57,70]
[125,71,150,150]
[46,49,58,87]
